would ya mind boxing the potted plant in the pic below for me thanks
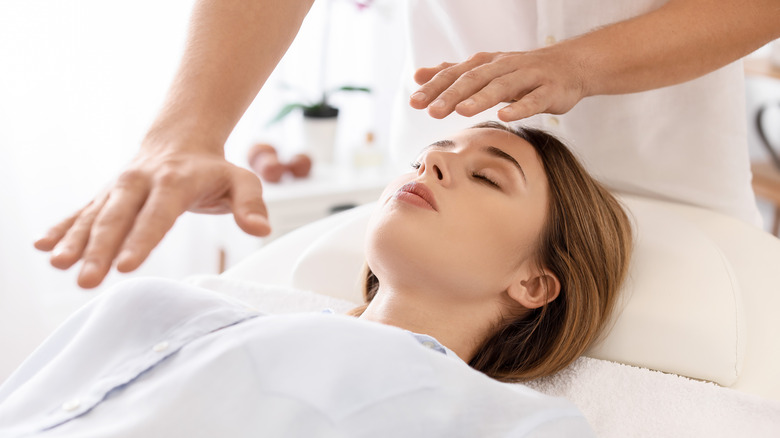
[267,85,370,164]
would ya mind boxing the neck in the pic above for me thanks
[358,283,505,362]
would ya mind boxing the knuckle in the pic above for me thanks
[493,51,515,62]
[115,168,146,189]
[156,167,187,190]
[460,69,482,83]
[468,52,491,63]
[489,76,513,90]
[92,210,123,231]
[71,209,98,232]
[434,67,459,82]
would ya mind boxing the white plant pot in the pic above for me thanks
[302,116,339,165]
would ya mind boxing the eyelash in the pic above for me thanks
[473,172,500,188]
[410,161,500,189]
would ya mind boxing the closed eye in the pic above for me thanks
[472,172,500,189]
[413,160,500,189]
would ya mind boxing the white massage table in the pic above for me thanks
[187,194,780,437]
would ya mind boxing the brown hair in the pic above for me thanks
[352,121,632,382]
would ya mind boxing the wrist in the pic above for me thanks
[536,42,595,101]
[141,116,227,156]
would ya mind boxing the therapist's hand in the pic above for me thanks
[409,49,587,122]
[34,147,271,289]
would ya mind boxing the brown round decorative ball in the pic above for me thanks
[247,143,278,171]
[257,158,286,183]
[288,153,312,178]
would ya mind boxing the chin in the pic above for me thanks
[365,210,437,284]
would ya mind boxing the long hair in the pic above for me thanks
[351,121,632,382]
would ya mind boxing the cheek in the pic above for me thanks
[441,203,543,283]
[447,215,526,276]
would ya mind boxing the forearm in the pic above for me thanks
[563,0,780,97]
[144,0,315,153]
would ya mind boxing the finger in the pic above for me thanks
[230,168,271,237]
[428,63,520,119]
[49,198,107,270]
[497,86,552,122]
[34,209,82,251]
[454,69,536,117]
[76,180,150,288]
[114,186,187,274]
[409,59,480,111]
[412,62,455,86]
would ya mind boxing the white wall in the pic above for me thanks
[0,0,405,383]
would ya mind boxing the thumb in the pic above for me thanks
[231,169,271,237]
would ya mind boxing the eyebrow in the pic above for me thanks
[423,140,527,183]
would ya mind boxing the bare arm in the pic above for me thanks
[146,0,315,152]
[36,0,315,288]
[410,0,780,121]
[575,0,780,96]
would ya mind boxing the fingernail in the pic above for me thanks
[51,246,69,258]
[81,261,100,279]
[410,91,427,102]
[248,213,269,227]
[460,98,475,107]
[117,250,133,265]
[430,99,446,109]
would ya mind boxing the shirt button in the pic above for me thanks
[547,116,560,127]
[152,341,170,353]
[62,399,81,412]
[544,35,557,46]
[422,341,437,349]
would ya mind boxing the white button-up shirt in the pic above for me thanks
[391,0,760,226]
[0,278,593,437]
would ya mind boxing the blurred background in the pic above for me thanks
[0,0,777,382]
[0,0,405,381]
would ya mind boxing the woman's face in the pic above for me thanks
[366,127,551,303]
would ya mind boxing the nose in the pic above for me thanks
[417,150,451,186]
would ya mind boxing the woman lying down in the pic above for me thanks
[0,122,632,437]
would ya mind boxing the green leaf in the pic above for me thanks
[266,103,306,127]
[331,85,371,94]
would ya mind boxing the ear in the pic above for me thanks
[506,267,561,310]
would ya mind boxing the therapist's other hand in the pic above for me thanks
[409,50,587,122]
[34,149,271,289]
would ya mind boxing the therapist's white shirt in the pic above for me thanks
[391,0,761,226]
[0,278,593,437]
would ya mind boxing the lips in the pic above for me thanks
[395,181,438,211]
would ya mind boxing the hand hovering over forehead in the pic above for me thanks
[409,0,780,122]
[410,49,586,123]
[34,144,271,289]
